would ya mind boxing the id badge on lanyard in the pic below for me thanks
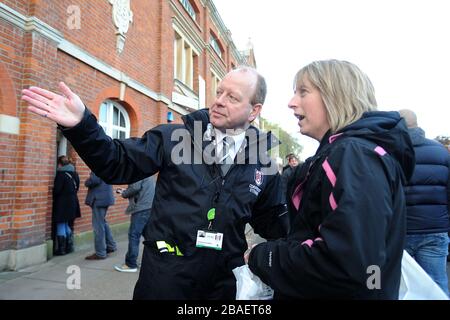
[195,208,223,250]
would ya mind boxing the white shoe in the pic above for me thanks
[114,264,138,273]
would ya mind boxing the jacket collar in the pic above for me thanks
[181,109,280,159]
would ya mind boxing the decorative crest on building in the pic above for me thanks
[109,0,133,53]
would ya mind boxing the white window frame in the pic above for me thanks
[98,100,131,139]
[210,36,222,58]
[211,70,221,100]
[174,31,196,89]
[179,0,196,21]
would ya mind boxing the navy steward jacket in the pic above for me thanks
[249,111,415,299]
[62,108,287,271]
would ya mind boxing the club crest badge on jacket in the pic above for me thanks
[254,169,263,186]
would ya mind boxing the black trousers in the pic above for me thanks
[133,245,236,300]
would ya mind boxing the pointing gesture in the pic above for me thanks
[21,82,85,128]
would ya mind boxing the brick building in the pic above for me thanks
[0,0,256,271]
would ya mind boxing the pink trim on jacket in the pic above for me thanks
[322,158,338,211]
[374,146,387,156]
[301,237,324,248]
[291,182,304,210]
[301,239,314,247]
[329,193,338,211]
[322,159,336,187]
[329,133,343,144]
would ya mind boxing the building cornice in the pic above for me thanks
[206,1,246,65]
[0,3,171,106]
[206,1,231,43]
[230,42,247,65]
[0,2,64,43]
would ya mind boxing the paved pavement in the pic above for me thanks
[0,226,264,300]
[0,233,138,300]
[5,228,447,300]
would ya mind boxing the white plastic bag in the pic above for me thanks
[399,250,448,300]
[232,265,274,300]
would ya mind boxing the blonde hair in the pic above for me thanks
[294,60,377,133]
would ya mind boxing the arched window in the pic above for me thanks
[179,0,197,21]
[210,32,224,59]
[98,100,130,139]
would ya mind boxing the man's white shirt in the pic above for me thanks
[214,128,246,162]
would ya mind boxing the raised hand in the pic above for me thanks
[21,82,86,128]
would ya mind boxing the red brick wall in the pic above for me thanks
[0,2,162,249]
[29,1,166,97]
[0,0,30,16]
[43,50,165,238]
[0,0,245,252]
[0,17,23,250]
[202,5,240,108]
[0,132,17,251]
[0,16,22,250]
[10,29,57,249]
[160,0,175,97]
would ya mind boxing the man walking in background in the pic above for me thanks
[114,175,157,272]
[84,172,117,260]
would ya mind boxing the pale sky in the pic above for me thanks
[214,0,450,159]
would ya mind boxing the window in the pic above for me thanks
[210,33,223,58]
[56,130,67,157]
[174,32,197,89]
[98,100,130,139]
[211,71,221,101]
[179,0,196,21]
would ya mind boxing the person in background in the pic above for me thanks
[282,153,299,174]
[52,155,81,255]
[114,175,157,273]
[448,145,450,263]
[84,172,117,260]
[398,109,450,296]
[281,153,300,201]
[248,59,415,299]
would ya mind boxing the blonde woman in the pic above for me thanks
[248,60,415,299]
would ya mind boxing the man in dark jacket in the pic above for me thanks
[22,67,287,299]
[114,175,156,273]
[85,172,117,260]
[399,109,450,295]
[281,153,300,201]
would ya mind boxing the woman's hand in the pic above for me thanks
[244,244,258,264]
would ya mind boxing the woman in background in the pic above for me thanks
[52,155,81,255]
